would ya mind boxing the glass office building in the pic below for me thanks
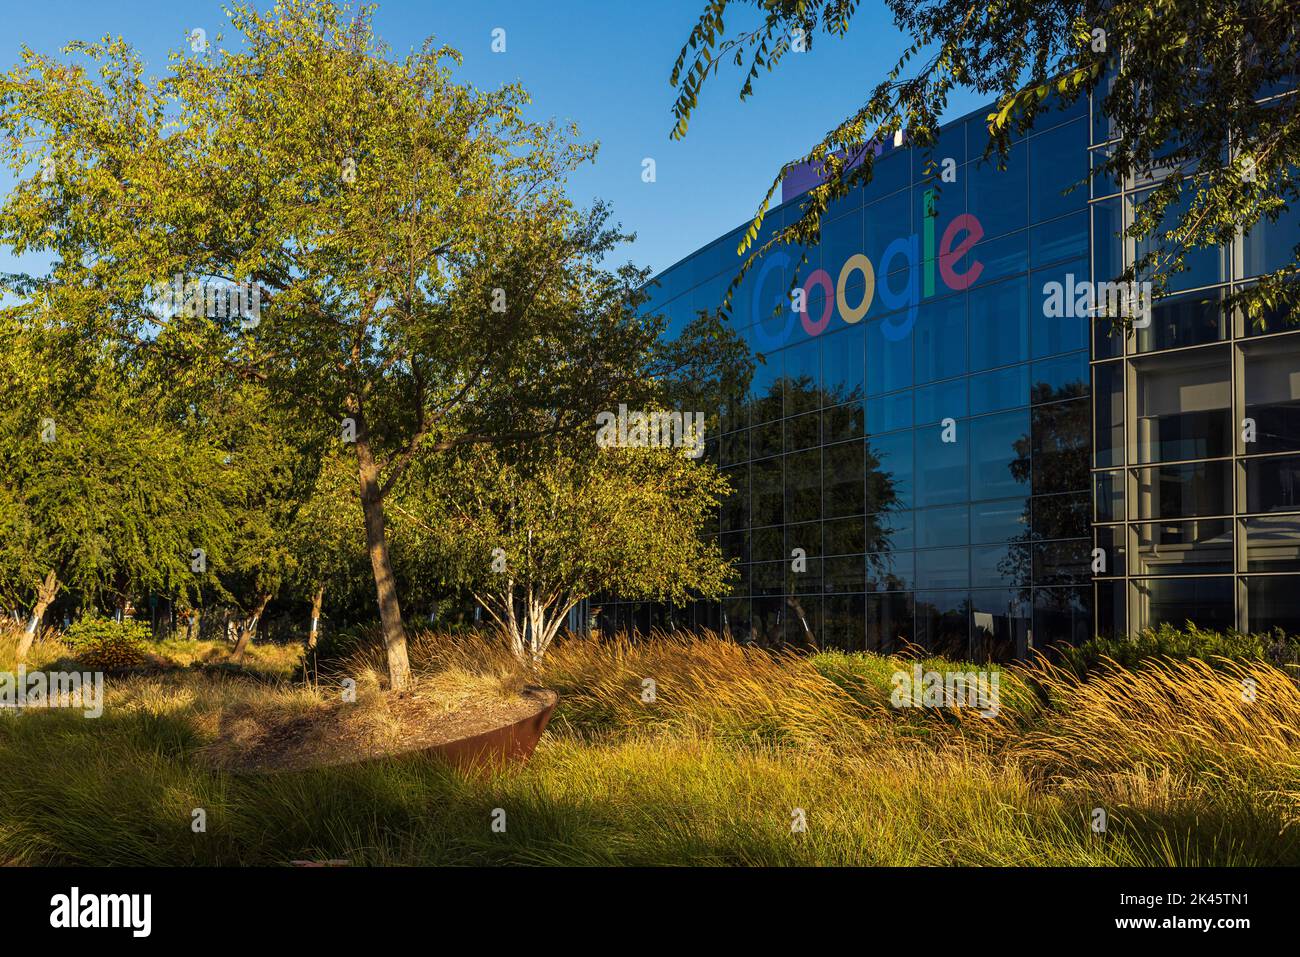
[603,90,1300,660]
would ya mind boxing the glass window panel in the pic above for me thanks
[916,547,970,589]
[722,428,749,466]
[916,590,971,658]
[784,449,821,524]
[751,525,785,563]
[820,324,866,405]
[869,432,914,510]
[751,457,784,527]
[1134,348,1231,463]
[786,521,822,560]
[1030,119,1088,223]
[721,464,750,531]
[1093,361,1125,468]
[915,423,970,506]
[914,379,967,425]
[823,440,863,519]
[1133,460,1232,519]
[818,210,863,275]
[968,276,1029,372]
[1033,491,1090,540]
[1090,147,1123,199]
[824,516,866,556]
[1246,453,1300,513]
[823,594,866,648]
[783,339,821,415]
[1246,575,1300,635]
[784,411,821,453]
[1033,586,1091,647]
[721,530,749,564]
[1133,189,1228,292]
[1031,351,1089,404]
[788,559,823,597]
[1137,289,1227,353]
[865,314,913,396]
[1132,519,1233,576]
[825,554,866,593]
[1031,210,1090,268]
[867,550,914,592]
[1032,399,1090,493]
[865,591,915,655]
[972,497,1030,543]
[968,140,1028,239]
[1244,514,1300,572]
[1244,336,1300,454]
[866,390,913,434]
[970,364,1030,415]
[1093,525,1126,577]
[972,543,1030,588]
[751,561,785,596]
[968,230,1029,287]
[752,417,783,460]
[1134,576,1234,632]
[917,504,970,548]
[914,293,968,384]
[971,409,1032,501]
[1093,468,1125,522]
[864,190,912,266]
[1091,195,1124,285]
[1243,201,1300,280]
[822,400,865,444]
[971,589,1033,660]
[1033,538,1091,584]
[1094,579,1127,640]
[1030,257,1091,358]
[868,508,914,552]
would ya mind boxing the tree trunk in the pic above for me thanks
[354,413,411,691]
[188,607,201,641]
[232,593,271,662]
[16,569,59,662]
[306,584,324,651]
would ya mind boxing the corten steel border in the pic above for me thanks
[421,688,558,771]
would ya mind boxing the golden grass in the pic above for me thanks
[0,624,1296,865]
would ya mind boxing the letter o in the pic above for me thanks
[800,269,834,336]
[836,253,876,324]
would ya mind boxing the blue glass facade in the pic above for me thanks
[605,90,1300,659]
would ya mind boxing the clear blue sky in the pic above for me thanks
[0,0,985,278]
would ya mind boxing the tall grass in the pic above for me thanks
[0,626,1296,865]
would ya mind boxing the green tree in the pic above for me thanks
[0,0,743,688]
[398,440,736,664]
[669,0,1299,323]
[0,327,234,660]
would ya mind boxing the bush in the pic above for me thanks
[1057,622,1300,675]
[63,618,152,671]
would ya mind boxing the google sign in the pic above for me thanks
[750,198,986,349]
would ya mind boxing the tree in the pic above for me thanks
[0,323,235,661]
[397,440,736,664]
[0,0,743,688]
[669,0,1299,324]
[286,448,369,650]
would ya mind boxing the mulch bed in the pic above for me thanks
[201,686,557,773]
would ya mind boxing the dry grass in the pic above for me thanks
[0,624,1296,865]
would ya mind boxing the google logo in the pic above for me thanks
[751,199,986,349]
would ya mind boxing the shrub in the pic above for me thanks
[1056,622,1300,675]
[64,618,152,671]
